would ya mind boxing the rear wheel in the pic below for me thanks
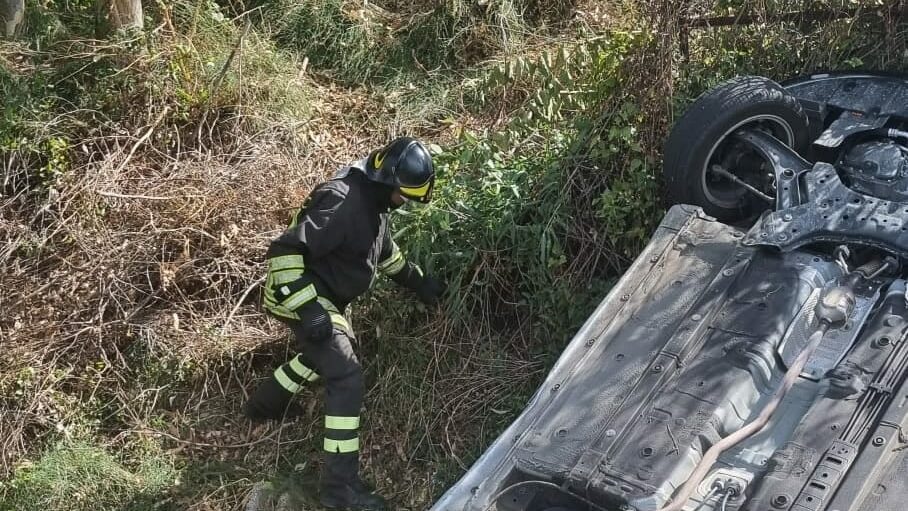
[663,76,810,222]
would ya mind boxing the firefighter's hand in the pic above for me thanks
[297,301,332,344]
[415,275,446,306]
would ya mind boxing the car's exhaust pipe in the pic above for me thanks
[654,261,864,511]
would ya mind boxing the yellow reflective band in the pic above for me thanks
[310,297,350,334]
[265,297,348,332]
[317,297,341,314]
[325,416,360,430]
[274,366,301,394]
[289,356,319,382]
[374,152,385,169]
[324,437,359,453]
[385,257,406,274]
[378,249,401,269]
[282,284,317,311]
[264,285,281,303]
[379,251,404,273]
[329,313,350,333]
[267,306,298,320]
[269,254,306,271]
[265,293,288,310]
[399,180,430,198]
[264,281,298,319]
[263,285,298,319]
[270,268,304,285]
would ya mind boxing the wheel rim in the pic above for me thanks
[700,114,795,210]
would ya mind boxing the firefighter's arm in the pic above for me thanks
[378,237,446,305]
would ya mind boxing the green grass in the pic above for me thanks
[268,0,532,84]
[269,0,376,82]
[1,440,177,511]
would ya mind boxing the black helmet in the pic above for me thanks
[365,137,435,203]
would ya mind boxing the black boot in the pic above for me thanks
[320,452,387,510]
[243,375,303,421]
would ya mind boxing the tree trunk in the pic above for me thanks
[0,0,25,39]
[108,0,142,31]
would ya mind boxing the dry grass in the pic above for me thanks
[4,2,906,510]
[0,34,403,499]
[0,46,530,505]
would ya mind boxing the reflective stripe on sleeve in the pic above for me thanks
[288,356,320,382]
[314,297,352,336]
[270,268,305,285]
[268,254,306,271]
[378,242,405,274]
[381,253,406,274]
[282,283,317,311]
[317,297,340,314]
[273,366,301,394]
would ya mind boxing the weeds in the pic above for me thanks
[269,0,535,84]
[1,0,307,198]
[3,1,908,510]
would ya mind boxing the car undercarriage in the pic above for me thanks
[431,74,908,511]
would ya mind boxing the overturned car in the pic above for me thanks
[431,74,908,511]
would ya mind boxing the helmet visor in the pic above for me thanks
[399,179,433,203]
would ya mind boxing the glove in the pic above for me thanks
[296,300,333,345]
[415,275,446,305]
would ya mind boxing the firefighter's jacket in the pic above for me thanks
[263,164,422,326]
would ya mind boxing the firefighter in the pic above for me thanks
[243,137,445,510]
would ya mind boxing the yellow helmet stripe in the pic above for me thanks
[399,180,431,198]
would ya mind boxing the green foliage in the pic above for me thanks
[1,440,177,511]
[269,0,530,84]
[1,0,307,192]
[389,0,526,72]
[38,136,70,185]
[596,155,661,257]
[269,0,376,82]
[20,0,89,43]
[586,100,662,256]
[465,31,663,260]
[472,31,646,118]
[161,1,309,121]
[675,9,908,106]
[395,132,585,335]
[378,30,657,345]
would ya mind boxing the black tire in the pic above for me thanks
[663,76,810,222]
